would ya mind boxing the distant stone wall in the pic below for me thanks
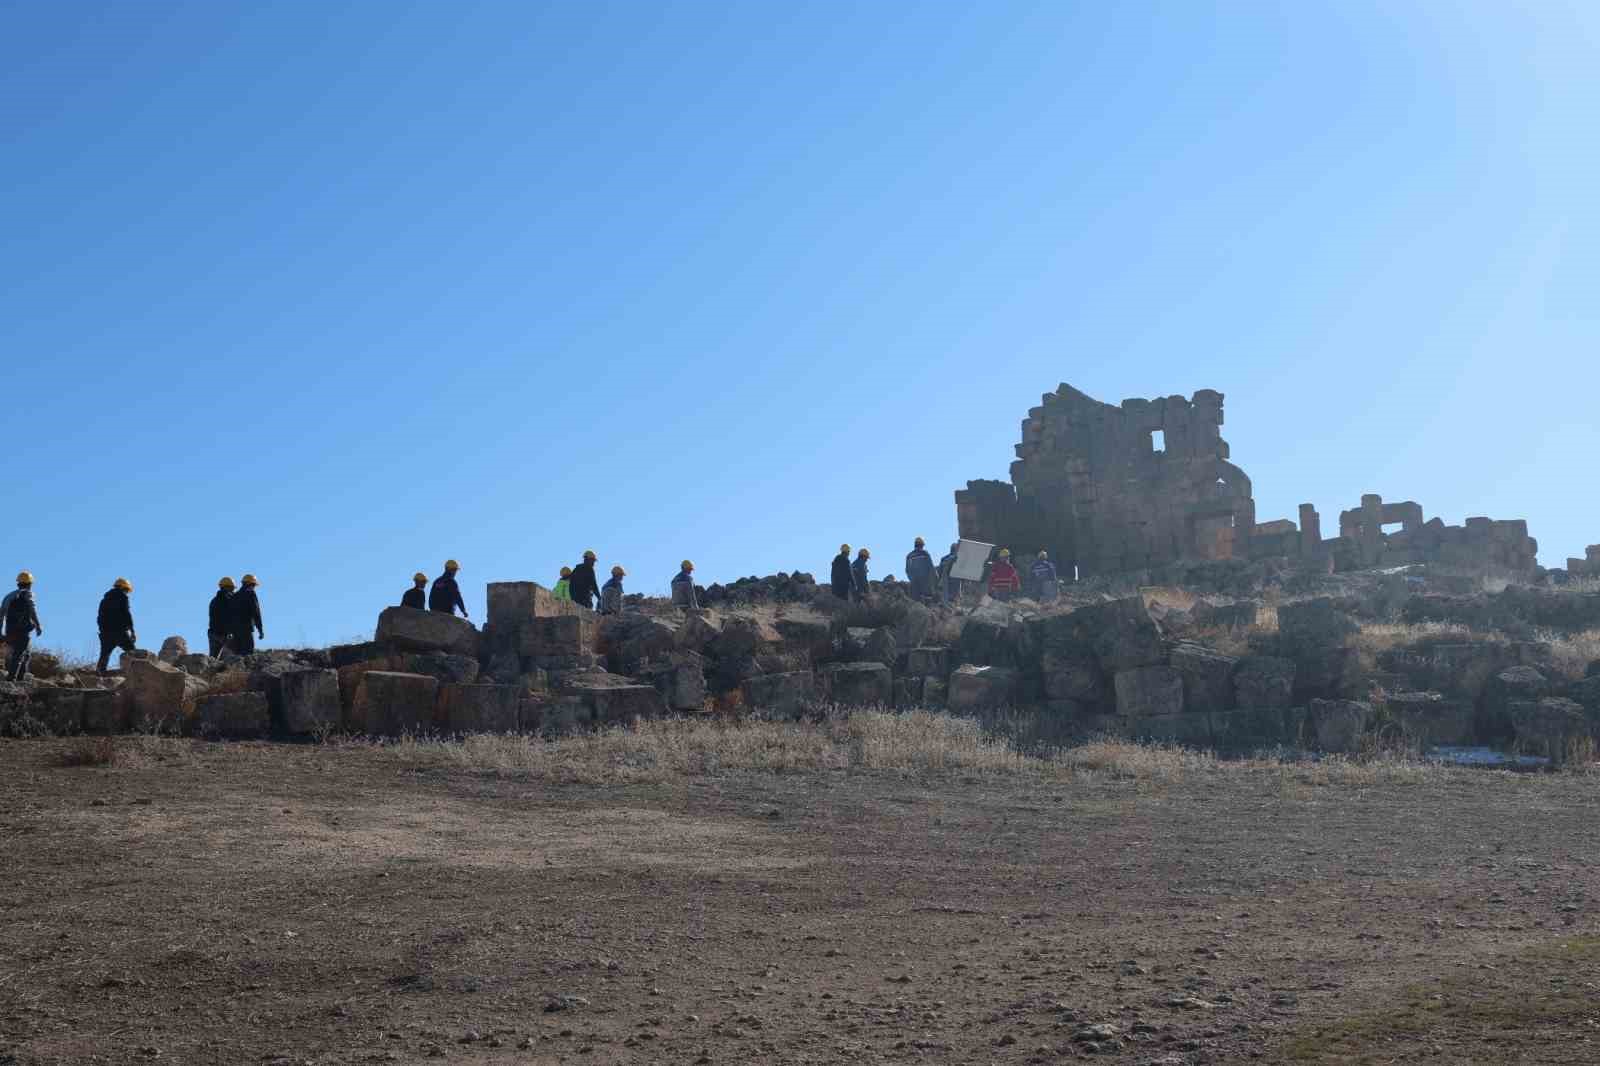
[958,384,1540,583]
[955,384,1255,578]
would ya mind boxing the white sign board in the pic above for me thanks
[949,539,994,582]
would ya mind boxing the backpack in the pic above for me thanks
[5,590,32,635]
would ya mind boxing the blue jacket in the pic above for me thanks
[850,555,869,592]
[1030,558,1058,584]
[670,569,698,608]
[905,548,935,584]
[600,575,624,615]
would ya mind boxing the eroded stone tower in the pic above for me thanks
[955,384,1255,578]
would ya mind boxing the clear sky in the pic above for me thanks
[5,1,1597,656]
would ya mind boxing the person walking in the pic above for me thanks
[569,550,601,610]
[939,542,961,604]
[851,548,871,603]
[2,571,42,682]
[1030,550,1060,603]
[600,566,626,615]
[95,577,137,674]
[401,572,428,610]
[905,537,936,601]
[830,545,854,600]
[229,574,264,655]
[553,567,573,601]
[429,560,468,617]
[208,577,235,656]
[671,561,698,608]
[988,549,1021,601]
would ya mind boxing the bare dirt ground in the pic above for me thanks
[2,730,1598,1065]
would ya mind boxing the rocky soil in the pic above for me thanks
[1,737,1597,1065]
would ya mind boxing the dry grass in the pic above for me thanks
[55,736,120,767]
[1543,628,1600,680]
[1140,585,1199,612]
[370,710,1449,788]
[1348,621,1499,656]
[51,734,195,769]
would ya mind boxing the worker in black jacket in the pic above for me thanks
[95,577,137,674]
[3,571,42,682]
[401,572,428,610]
[229,574,264,655]
[428,560,468,617]
[568,550,601,610]
[830,544,853,599]
[208,577,235,656]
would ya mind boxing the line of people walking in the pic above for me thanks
[828,539,1060,605]
[400,554,701,619]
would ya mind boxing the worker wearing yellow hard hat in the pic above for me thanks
[851,547,872,603]
[553,566,573,602]
[230,574,265,654]
[208,578,236,656]
[428,560,468,618]
[831,544,854,600]
[401,572,428,611]
[671,560,698,609]
[3,570,42,682]
[95,577,138,674]
[569,551,601,611]
[600,565,627,616]
[906,537,936,602]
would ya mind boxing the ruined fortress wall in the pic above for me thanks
[958,384,1539,582]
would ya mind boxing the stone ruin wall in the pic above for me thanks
[957,383,1540,583]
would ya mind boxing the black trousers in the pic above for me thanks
[208,631,228,657]
[97,632,136,673]
[6,633,30,681]
[232,631,256,655]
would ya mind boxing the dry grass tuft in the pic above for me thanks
[1542,628,1600,680]
[1348,621,1496,656]
[55,736,120,768]
[1055,739,1216,780]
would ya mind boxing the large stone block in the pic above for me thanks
[675,611,724,653]
[264,667,340,735]
[774,612,832,663]
[1125,711,1213,748]
[1512,697,1591,766]
[1234,656,1295,710]
[1032,597,1165,676]
[1384,691,1475,748]
[905,646,949,679]
[1114,666,1183,718]
[1278,598,1359,649]
[741,671,818,718]
[637,652,707,711]
[28,688,87,735]
[375,606,482,658]
[125,657,204,729]
[517,615,595,659]
[351,671,440,737]
[80,690,123,734]
[948,665,1019,711]
[328,641,385,669]
[1479,665,1551,744]
[1309,699,1371,754]
[606,616,679,672]
[157,636,188,664]
[1213,706,1306,753]
[711,616,782,661]
[1041,643,1107,706]
[1170,642,1237,715]
[563,680,668,725]
[486,581,582,629]
[820,662,893,707]
[437,683,522,734]
[194,692,270,739]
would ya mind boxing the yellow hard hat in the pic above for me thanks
[840,544,851,554]
[998,548,1011,558]
[914,537,925,548]
[583,549,597,561]
[413,572,428,585]
[16,570,33,586]
[681,560,694,571]
[859,547,871,558]
[445,559,460,572]
[218,576,235,590]
[611,565,626,577]
[560,566,573,578]
[114,577,133,592]
[241,573,260,587]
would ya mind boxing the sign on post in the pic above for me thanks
[949,539,995,582]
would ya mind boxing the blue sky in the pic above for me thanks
[4,1,1596,655]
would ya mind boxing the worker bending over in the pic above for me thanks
[429,559,468,618]
[96,577,137,674]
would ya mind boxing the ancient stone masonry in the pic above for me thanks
[958,384,1540,582]
[1566,546,1600,579]
[956,385,1255,578]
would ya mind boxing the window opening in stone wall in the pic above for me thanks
[1381,522,1404,534]
[1150,429,1165,454]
